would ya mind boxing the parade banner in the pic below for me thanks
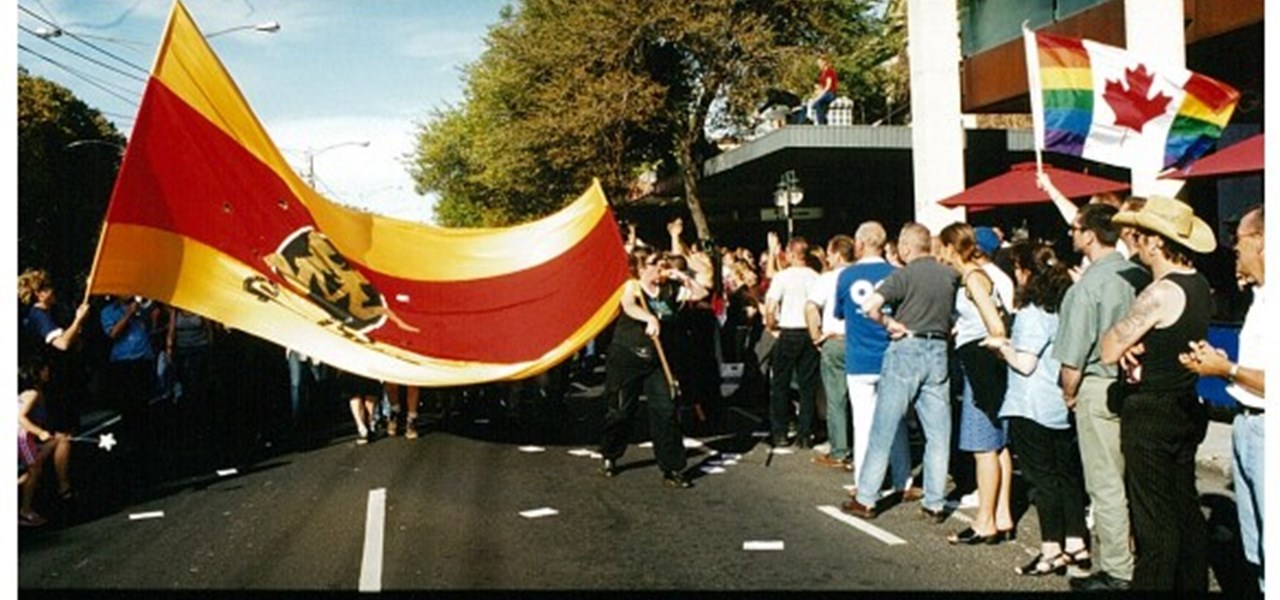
[88,1,630,386]
[1024,28,1240,172]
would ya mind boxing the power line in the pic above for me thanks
[18,44,141,107]
[99,110,137,123]
[17,42,142,104]
[18,4,151,76]
[19,24,148,85]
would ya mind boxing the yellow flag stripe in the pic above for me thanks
[1039,66,1092,92]
[1177,92,1235,128]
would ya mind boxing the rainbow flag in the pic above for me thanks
[88,1,630,386]
[1024,28,1239,172]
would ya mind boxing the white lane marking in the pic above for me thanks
[743,540,785,551]
[948,509,973,525]
[519,507,559,519]
[216,468,238,477]
[817,506,908,545]
[128,511,164,521]
[518,446,546,453]
[359,488,387,593]
[567,449,593,457]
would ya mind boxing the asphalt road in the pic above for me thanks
[18,379,1245,593]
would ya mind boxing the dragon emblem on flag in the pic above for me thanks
[262,227,418,335]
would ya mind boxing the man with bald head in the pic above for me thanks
[841,222,959,521]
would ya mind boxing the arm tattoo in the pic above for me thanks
[1109,284,1162,351]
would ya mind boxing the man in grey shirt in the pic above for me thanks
[1054,203,1150,592]
[841,222,958,521]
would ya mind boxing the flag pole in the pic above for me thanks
[82,218,110,305]
[1022,20,1045,177]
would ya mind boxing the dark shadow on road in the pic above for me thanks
[1202,492,1261,599]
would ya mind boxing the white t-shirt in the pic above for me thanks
[1228,285,1264,410]
[766,266,820,329]
[806,266,847,337]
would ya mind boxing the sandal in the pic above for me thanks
[1016,552,1067,576]
[1064,547,1093,571]
[19,511,47,527]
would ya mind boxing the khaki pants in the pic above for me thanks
[1075,376,1134,581]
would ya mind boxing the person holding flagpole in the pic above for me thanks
[599,248,707,488]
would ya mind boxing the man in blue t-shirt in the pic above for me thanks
[833,222,913,501]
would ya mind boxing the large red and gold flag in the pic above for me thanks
[88,1,630,386]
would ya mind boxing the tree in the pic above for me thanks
[18,68,126,298]
[409,0,898,240]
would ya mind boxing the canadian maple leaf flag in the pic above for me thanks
[1024,28,1240,172]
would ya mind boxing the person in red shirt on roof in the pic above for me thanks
[807,55,838,125]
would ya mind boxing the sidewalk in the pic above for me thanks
[1196,420,1234,479]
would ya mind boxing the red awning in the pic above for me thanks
[938,162,1130,212]
[1162,133,1264,179]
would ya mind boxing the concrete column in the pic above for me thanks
[1125,0,1186,198]
[905,0,966,232]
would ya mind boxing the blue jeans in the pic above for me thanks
[855,337,950,511]
[1233,412,1264,591]
[819,338,850,460]
[809,90,835,125]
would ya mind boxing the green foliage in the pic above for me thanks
[17,67,125,297]
[409,0,902,233]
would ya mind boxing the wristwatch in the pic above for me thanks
[1227,363,1240,383]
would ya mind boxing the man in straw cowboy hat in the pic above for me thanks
[1100,195,1216,592]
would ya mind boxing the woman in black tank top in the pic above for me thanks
[599,247,707,489]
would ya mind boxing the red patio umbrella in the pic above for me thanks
[939,162,1130,212]
[1162,133,1264,179]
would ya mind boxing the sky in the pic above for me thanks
[15,0,512,223]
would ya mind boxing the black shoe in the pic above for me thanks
[993,527,1016,543]
[795,436,813,449]
[919,506,948,524]
[662,471,693,489]
[770,435,792,448]
[1068,571,1131,592]
[599,458,617,478]
[947,527,1001,545]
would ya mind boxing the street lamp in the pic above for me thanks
[303,141,370,187]
[33,26,149,48]
[205,21,281,38]
[773,170,804,241]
